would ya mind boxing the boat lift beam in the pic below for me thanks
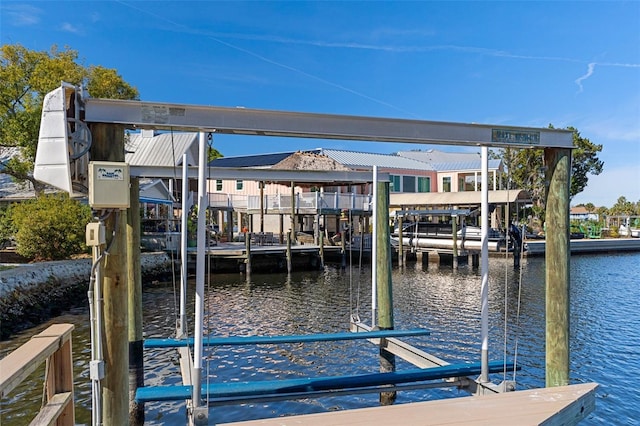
[82,97,574,149]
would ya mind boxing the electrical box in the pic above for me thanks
[88,161,130,209]
[86,222,106,246]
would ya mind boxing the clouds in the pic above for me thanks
[2,4,42,26]
[1,3,84,35]
[575,63,596,94]
[60,22,82,35]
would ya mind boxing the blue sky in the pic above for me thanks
[2,1,639,207]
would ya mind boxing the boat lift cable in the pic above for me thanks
[348,208,361,324]
[501,157,525,384]
[204,132,215,409]
[169,128,180,337]
[512,226,527,382]
[502,179,511,383]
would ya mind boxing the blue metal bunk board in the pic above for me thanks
[135,360,512,403]
[144,329,430,348]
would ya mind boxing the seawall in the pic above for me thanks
[0,252,172,339]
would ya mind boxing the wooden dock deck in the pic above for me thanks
[187,242,342,272]
[222,383,598,426]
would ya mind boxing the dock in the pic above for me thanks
[187,242,342,272]
[223,383,598,426]
[525,237,640,256]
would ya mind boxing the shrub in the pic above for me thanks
[9,194,92,260]
[0,206,16,248]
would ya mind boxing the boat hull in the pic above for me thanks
[392,236,502,252]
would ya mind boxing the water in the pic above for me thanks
[2,252,639,425]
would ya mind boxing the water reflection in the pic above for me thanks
[2,253,639,424]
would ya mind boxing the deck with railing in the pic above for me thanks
[207,191,372,214]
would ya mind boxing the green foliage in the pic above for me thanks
[208,146,224,162]
[0,43,139,191]
[609,196,636,216]
[565,126,603,198]
[8,194,92,260]
[0,206,16,248]
[493,125,603,218]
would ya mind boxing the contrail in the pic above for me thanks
[116,1,420,118]
[575,63,596,93]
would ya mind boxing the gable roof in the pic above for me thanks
[397,149,502,171]
[140,178,175,204]
[318,148,433,171]
[271,151,351,171]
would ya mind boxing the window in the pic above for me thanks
[443,177,451,192]
[418,177,431,193]
[236,180,243,191]
[216,179,222,191]
[389,175,401,192]
[459,175,476,191]
[402,176,416,193]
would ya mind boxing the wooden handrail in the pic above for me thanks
[0,323,75,426]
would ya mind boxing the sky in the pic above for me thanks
[1,1,639,208]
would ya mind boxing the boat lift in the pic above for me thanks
[32,83,591,425]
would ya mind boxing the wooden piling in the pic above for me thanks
[286,231,292,273]
[319,231,325,268]
[290,182,296,244]
[375,179,396,405]
[452,216,459,269]
[421,252,429,270]
[245,232,252,276]
[259,181,265,233]
[90,123,129,425]
[544,147,571,388]
[127,177,144,425]
[340,225,347,270]
[398,214,404,267]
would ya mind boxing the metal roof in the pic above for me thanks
[125,131,199,167]
[209,151,296,168]
[431,160,502,171]
[140,178,175,203]
[319,148,433,171]
[397,149,502,171]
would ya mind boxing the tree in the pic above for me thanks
[609,196,635,216]
[0,44,139,194]
[208,145,224,162]
[564,126,604,197]
[493,125,603,217]
[596,205,609,220]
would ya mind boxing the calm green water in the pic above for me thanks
[2,253,639,424]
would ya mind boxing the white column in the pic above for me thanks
[193,131,208,407]
[371,166,378,327]
[179,154,188,336]
[480,146,489,383]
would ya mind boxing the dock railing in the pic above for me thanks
[0,323,75,426]
[246,192,373,213]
